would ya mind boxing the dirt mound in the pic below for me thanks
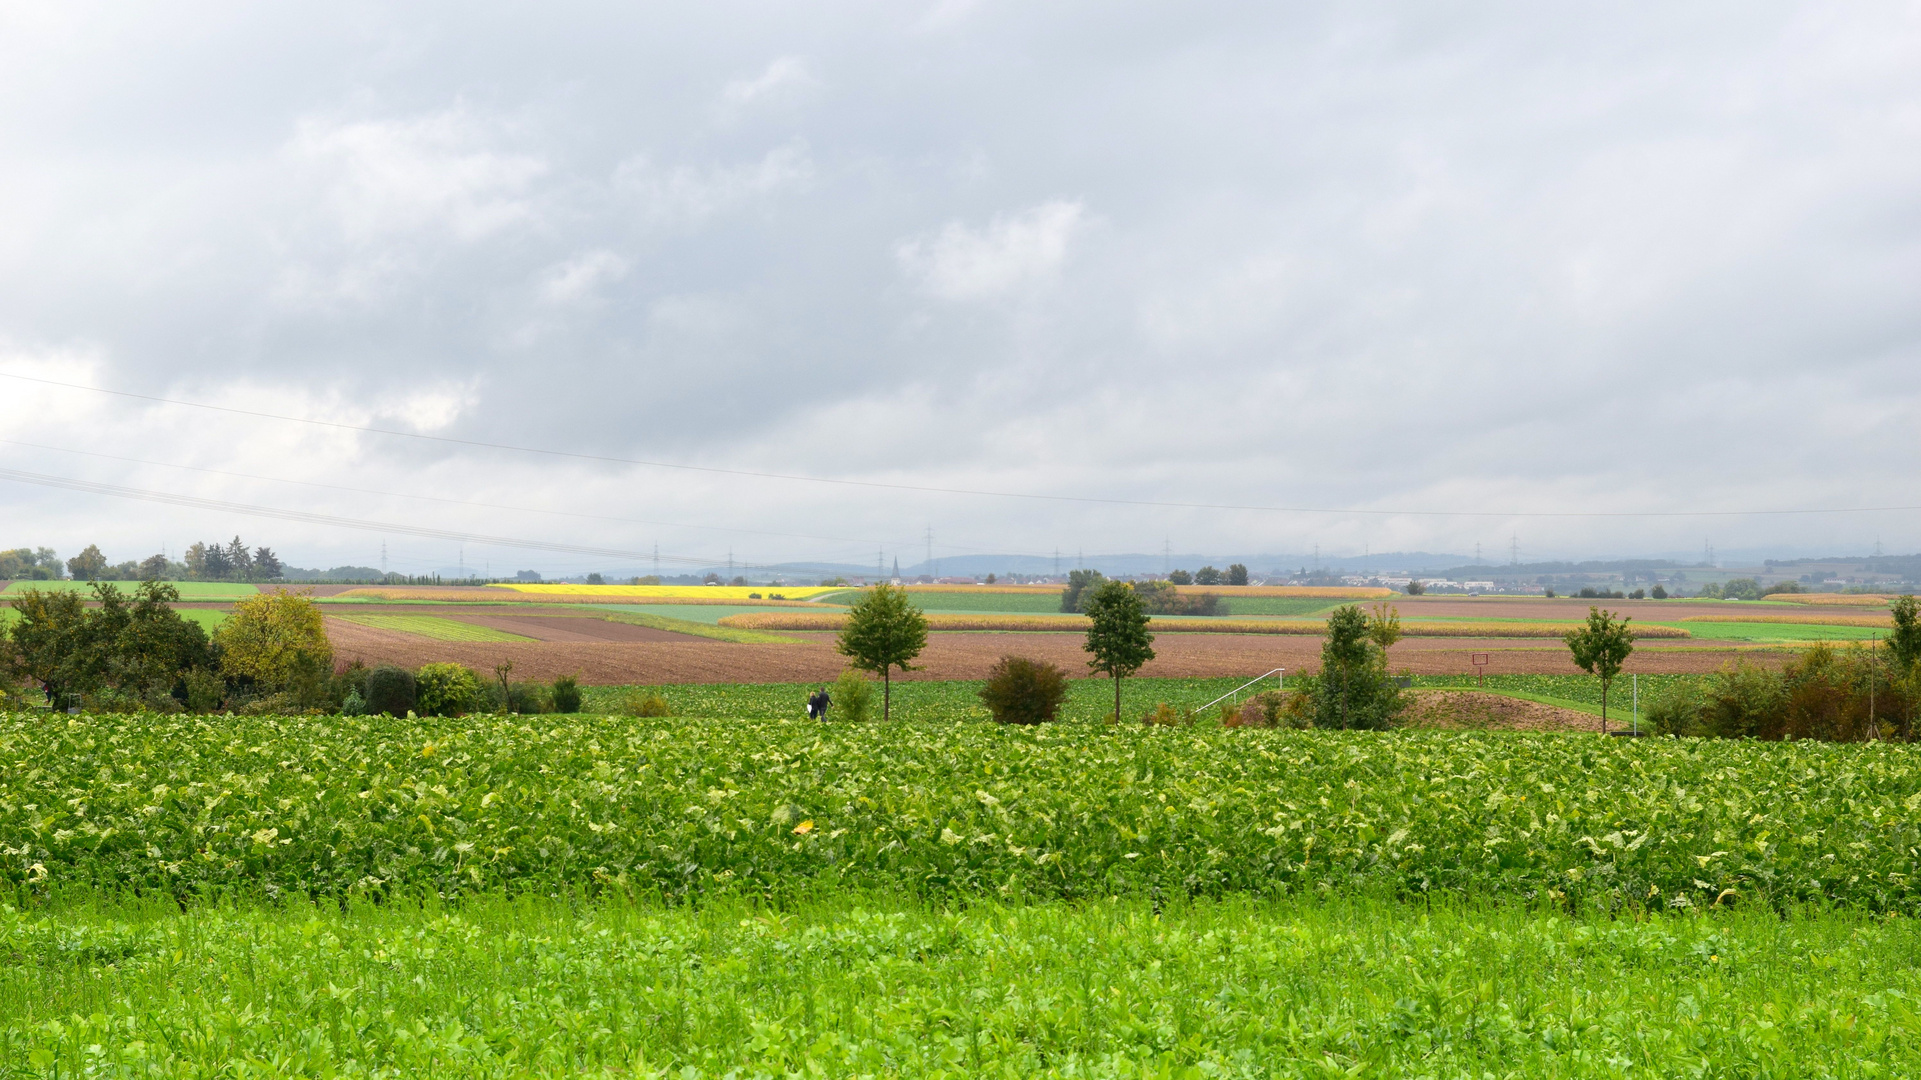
[1401,690,1599,732]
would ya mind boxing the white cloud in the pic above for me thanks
[719,56,816,111]
[896,200,1085,301]
[612,142,812,226]
[286,109,548,243]
[538,250,630,306]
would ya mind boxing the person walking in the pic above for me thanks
[806,687,831,721]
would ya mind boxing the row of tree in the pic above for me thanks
[1167,564,1249,586]
[1,583,330,711]
[0,537,287,583]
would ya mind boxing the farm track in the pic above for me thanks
[322,621,1779,684]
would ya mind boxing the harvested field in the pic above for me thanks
[321,619,1781,684]
[1681,613,1892,627]
[718,611,1693,638]
[1401,690,1600,732]
[1767,594,1894,606]
[451,615,713,643]
[329,614,536,643]
[333,587,825,606]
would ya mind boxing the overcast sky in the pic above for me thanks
[1,1,1917,575]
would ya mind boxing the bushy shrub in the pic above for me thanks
[831,668,874,723]
[214,589,331,691]
[1142,702,1183,726]
[1223,690,1311,729]
[620,690,671,717]
[978,656,1068,724]
[1312,606,1405,730]
[551,675,582,714]
[340,689,366,716]
[1129,580,1220,616]
[415,663,483,717]
[363,665,416,716]
[181,668,224,713]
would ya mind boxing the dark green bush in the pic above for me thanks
[363,665,416,716]
[978,656,1068,724]
[551,675,582,714]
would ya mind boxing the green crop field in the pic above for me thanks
[10,703,1921,1075]
[331,614,537,642]
[1219,596,1345,617]
[10,709,1921,910]
[10,892,1921,1077]
[0,580,259,599]
[1660,620,1887,643]
[900,591,1070,613]
[601,602,812,625]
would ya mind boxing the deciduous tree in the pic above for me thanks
[1565,606,1635,733]
[1227,563,1249,586]
[215,588,332,692]
[66,544,108,582]
[1083,579,1154,721]
[835,584,928,720]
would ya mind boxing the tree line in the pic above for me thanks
[0,537,285,582]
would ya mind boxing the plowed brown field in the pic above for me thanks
[321,621,1781,685]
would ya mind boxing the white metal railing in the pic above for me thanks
[1194,668,1286,717]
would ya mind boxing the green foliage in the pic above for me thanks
[1058,569,1105,613]
[1166,568,1193,585]
[1228,564,1249,585]
[1563,606,1635,728]
[1647,648,1916,742]
[835,584,928,720]
[1651,584,1668,599]
[1129,579,1220,615]
[15,896,1921,1077]
[362,665,416,716]
[414,663,484,717]
[0,547,61,580]
[3,582,210,709]
[64,544,108,582]
[1405,580,1426,595]
[18,713,1921,912]
[214,589,332,692]
[830,667,874,723]
[978,655,1068,724]
[1366,602,1402,652]
[1314,605,1403,730]
[1890,595,1921,674]
[1194,566,1222,585]
[620,690,672,717]
[1082,579,1154,719]
[551,675,582,714]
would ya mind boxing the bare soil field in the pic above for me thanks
[321,622,1781,685]
[453,615,693,643]
[1401,690,1600,732]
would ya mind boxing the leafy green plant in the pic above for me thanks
[620,690,671,717]
[978,656,1068,724]
[414,663,483,717]
[551,675,582,714]
[363,665,416,716]
[830,667,873,723]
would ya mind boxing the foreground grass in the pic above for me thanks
[5,893,1919,1078]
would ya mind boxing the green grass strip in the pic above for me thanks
[9,894,1921,1076]
[332,614,537,642]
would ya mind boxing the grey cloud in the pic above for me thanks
[0,2,1917,571]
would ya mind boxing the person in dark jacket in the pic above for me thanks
[806,688,831,720]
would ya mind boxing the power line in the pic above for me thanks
[11,369,1921,520]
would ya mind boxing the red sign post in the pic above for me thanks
[1471,652,1491,687]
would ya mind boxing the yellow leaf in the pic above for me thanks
[792,819,814,835]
